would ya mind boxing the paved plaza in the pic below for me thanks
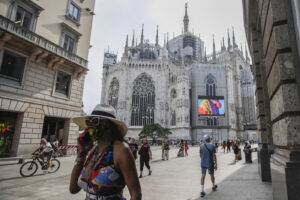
[0,146,272,200]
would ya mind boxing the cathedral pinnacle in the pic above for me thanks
[132,30,135,47]
[227,28,232,51]
[141,24,144,46]
[213,34,216,60]
[183,3,189,33]
[222,37,226,51]
[124,34,128,58]
[156,25,159,47]
[232,27,238,48]
[204,47,207,63]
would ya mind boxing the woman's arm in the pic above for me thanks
[69,140,90,194]
[115,141,142,200]
[148,146,152,160]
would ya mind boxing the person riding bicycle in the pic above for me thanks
[33,138,53,169]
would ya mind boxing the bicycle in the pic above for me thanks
[19,153,60,177]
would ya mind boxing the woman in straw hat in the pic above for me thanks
[69,104,141,200]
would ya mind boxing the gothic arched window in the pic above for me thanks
[171,111,176,126]
[107,78,119,109]
[131,74,155,126]
[205,74,216,96]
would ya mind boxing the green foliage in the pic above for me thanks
[139,123,172,140]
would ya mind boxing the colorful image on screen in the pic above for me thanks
[198,99,225,115]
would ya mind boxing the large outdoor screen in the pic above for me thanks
[198,97,225,116]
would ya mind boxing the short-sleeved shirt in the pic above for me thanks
[139,144,150,159]
[41,142,53,153]
[200,142,216,168]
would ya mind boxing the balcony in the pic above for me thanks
[0,15,88,70]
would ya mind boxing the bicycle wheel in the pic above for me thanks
[48,159,60,173]
[20,161,38,177]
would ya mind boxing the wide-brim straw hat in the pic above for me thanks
[72,104,127,136]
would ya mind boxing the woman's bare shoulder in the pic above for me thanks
[113,140,130,152]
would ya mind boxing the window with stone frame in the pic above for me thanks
[131,74,155,126]
[63,34,75,53]
[61,23,81,54]
[0,50,26,86]
[205,74,216,96]
[9,0,43,32]
[108,78,119,109]
[15,6,33,30]
[55,70,71,98]
[67,1,81,22]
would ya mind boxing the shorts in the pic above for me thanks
[201,166,214,175]
[43,150,53,159]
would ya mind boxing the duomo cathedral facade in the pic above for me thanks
[100,4,256,142]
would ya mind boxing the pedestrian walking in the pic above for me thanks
[222,141,226,153]
[200,135,218,197]
[184,140,189,156]
[163,139,170,160]
[161,142,165,160]
[138,138,152,178]
[214,141,219,152]
[233,141,240,162]
[70,104,141,200]
[129,137,138,160]
[177,139,184,157]
[226,139,231,152]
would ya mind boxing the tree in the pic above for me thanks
[139,123,172,141]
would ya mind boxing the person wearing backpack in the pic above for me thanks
[200,135,218,197]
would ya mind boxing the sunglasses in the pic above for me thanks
[85,117,110,129]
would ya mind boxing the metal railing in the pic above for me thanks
[0,15,88,69]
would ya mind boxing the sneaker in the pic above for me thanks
[200,192,206,197]
[139,175,142,178]
[212,185,218,191]
[149,170,152,175]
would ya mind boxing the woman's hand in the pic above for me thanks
[77,140,90,157]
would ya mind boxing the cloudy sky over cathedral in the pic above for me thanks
[84,0,248,113]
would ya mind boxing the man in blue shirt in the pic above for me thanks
[200,135,218,197]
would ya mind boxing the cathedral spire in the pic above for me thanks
[204,47,207,63]
[155,25,159,47]
[232,27,237,48]
[183,3,189,33]
[132,30,135,47]
[140,24,144,46]
[167,32,169,49]
[227,28,232,51]
[124,34,128,58]
[222,37,226,51]
[213,34,216,60]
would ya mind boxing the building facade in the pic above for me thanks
[0,0,95,157]
[243,0,300,199]
[101,4,257,142]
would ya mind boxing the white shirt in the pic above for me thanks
[41,142,53,152]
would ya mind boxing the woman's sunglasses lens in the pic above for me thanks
[86,118,99,126]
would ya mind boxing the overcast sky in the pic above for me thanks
[83,0,248,114]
